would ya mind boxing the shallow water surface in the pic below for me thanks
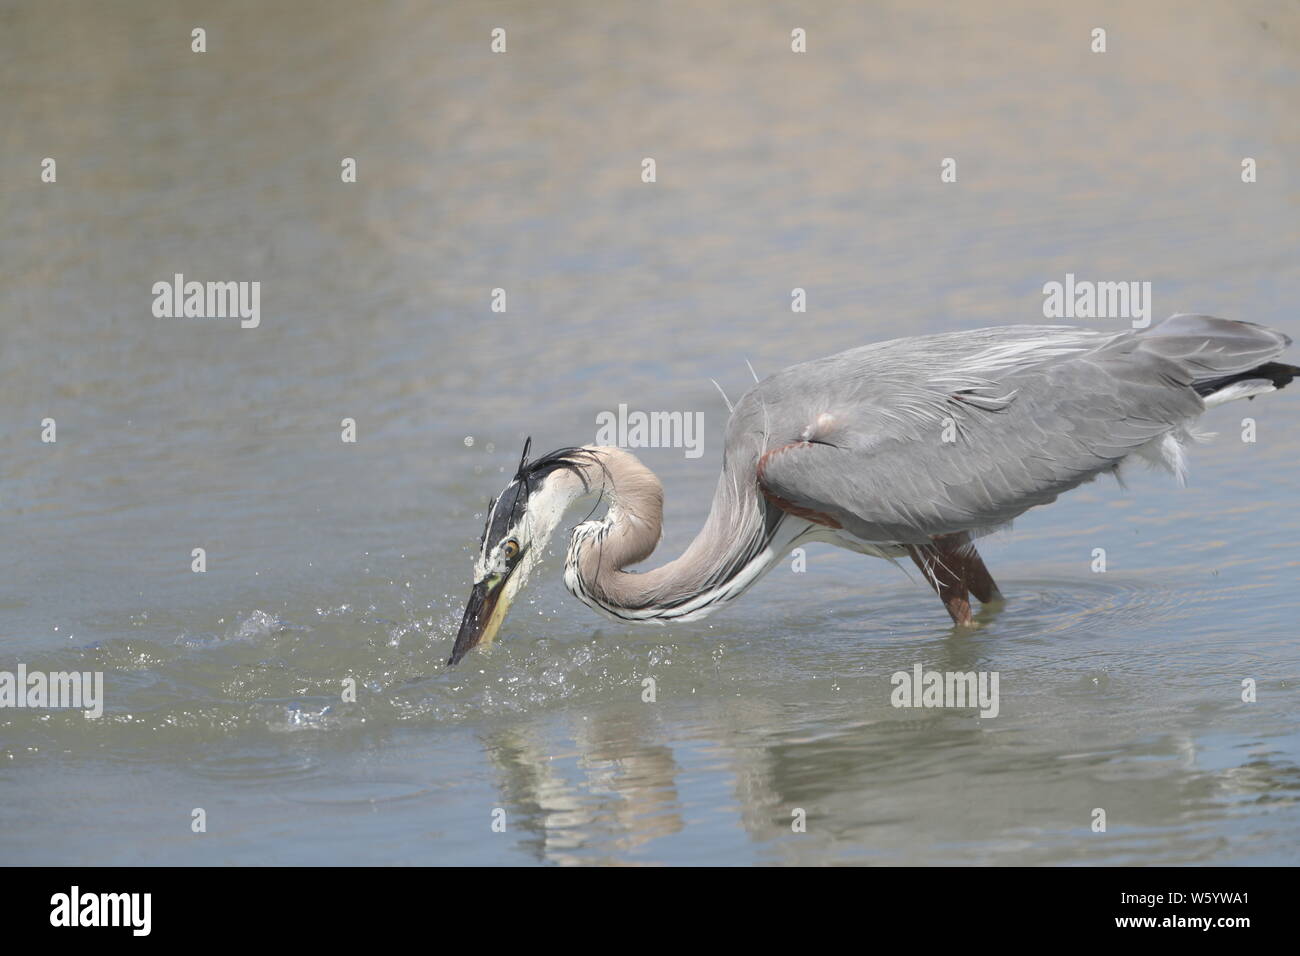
[2,0,1299,865]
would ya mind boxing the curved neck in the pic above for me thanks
[562,446,808,622]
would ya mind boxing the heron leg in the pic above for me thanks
[954,540,1002,605]
[929,532,1003,605]
[907,542,973,626]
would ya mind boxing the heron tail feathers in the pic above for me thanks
[1192,361,1300,407]
[1138,314,1290,374]
[1131,314,1293,407]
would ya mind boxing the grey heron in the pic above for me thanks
[450,313,1296,665]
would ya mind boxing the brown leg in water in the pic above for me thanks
[956,541,1003,600]
[907,542,973,626]
[935,530,1003,606]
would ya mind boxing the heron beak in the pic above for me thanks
[448,574,514,666]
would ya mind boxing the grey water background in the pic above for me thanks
[2,0,1298,865]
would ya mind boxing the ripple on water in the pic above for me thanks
[1008,576,1197,632]
[0,573,1280,766]
[189,747,325,782]
[174,609,311,648]
[278,780,440,807]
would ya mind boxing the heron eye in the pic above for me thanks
[503,540,520,561]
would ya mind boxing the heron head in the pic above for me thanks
[448,440,602,666]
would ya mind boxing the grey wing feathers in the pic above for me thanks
[737,315,1290,544]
